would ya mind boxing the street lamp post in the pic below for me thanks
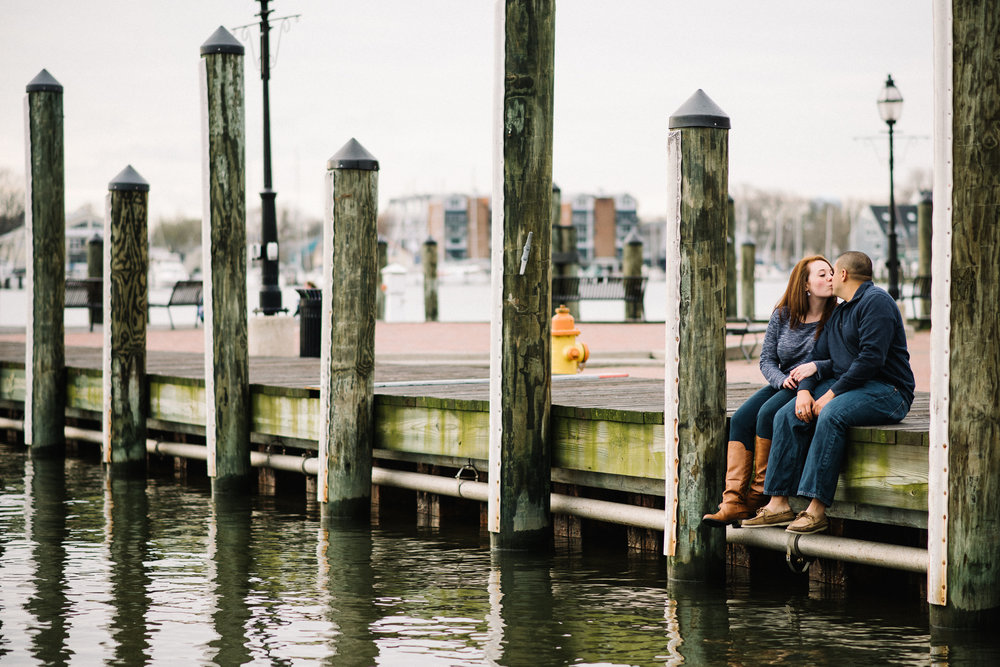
[877,74,903,300]
[257,0,281,315]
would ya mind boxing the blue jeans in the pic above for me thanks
[764,379,911,506]
[729,385,797,451]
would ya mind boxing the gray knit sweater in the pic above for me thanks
[759,308,818,389]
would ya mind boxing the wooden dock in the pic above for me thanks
[0,340,930,529]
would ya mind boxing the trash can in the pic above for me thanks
[295,288,322,358]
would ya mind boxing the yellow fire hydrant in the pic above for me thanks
[551,305,589,374]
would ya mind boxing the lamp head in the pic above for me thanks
[877,74,903,124]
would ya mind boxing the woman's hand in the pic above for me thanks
[788,362,818,383]
[782,375,798,390]
[794,390,815,422]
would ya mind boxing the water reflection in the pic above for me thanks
[0,442,998,665]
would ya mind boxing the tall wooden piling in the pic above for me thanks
[102,166,149,475]
[726,195,737,319]
[917,191,932,319]
[623,229,644,322]
[928,0,1000,630]
[318,138,378,519]
[200,27,251,494]
[87,233,103,330]
[23,69,65,458]
[663,90,729,582]
[422,236,438,322]
[741,241,756,321]
[488,0,555,550]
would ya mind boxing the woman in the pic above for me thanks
[702,255,836,527]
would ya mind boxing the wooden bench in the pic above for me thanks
[65,278,102,332]
[726,317,769,360]
[149,280,203,329]
[552,276,647,304]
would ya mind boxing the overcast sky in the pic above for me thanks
[1,1,933,225]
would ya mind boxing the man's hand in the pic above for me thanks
[813,390,836,415]
[794,390,814,422]
[789,362,817,383]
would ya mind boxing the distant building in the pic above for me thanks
[560,193,639,272]
[427,194,491,262]
[0,205,103,284]
[849,204,919,278]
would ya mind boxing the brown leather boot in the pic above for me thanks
[745,436,771,511]
[702,441,754,526]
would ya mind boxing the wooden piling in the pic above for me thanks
[102,166,149,476]
[87,233,103,330]
[488,0,555,550]
[741,242,756,321]
[726,195,737,319]
[623,229,644,322]
[422,237,438,322]
[928,0,1000,629]
[663,89,729,582]
[200,27,251,494]
[24,69,66,458]
[318,138,378,519]
[376,236,388,321]
[917,191,932,319]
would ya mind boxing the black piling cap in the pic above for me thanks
[327,138,379,171]
[201,26,245,56]
[625,228,643,246]
[108,165,150,192]
[424,236,437,246]
[26,69,63,93]
[669,89,730,130]
[921,190,933,205]
[552,182,561,194]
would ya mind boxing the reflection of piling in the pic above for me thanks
[318,139,378,520]
[623,229,644,322]
[103,166,149,476]
[422,236,438,322]
[24,69,66,457]
[741,241,756,321]
[928,2,1000,630]
[664,89,729,582]
[488,0,555,551]
[200,27,251,494]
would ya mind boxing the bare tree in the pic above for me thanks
[0,169,25,236]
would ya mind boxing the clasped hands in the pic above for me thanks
[781,362,833,422]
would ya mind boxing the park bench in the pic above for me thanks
[149,279,203,329]
[552,276,647,305]
[65,277,102,332]
[725,317,769,361]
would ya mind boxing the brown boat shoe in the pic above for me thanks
[785,511,829,535]
[740,507,795,528]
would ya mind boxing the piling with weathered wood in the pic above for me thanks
[200,27,251,494]
[87,233,103,329]
[741,241,756,321]
[318,138,378,519]
[552,224,580,320]
[726,195,737,319]
[917,191,932,320]
[488,0,555,550]
[376,236,387,321]
[102,166,149,475]
[422,236,438,322]
[928,0,1000,630]
[663,89,729,582]
[23,69,66,458]
[623,229,644,322]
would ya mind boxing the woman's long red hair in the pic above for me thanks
[775,255,836,339]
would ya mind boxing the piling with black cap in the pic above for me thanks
[376,236,388,320]
[318,138,379,520]
[200,26,251,494]
[102,165,149,476]
[488,0,556,551]
[422,236,438,321]
[917,190,932,320]
[663,89,730,582]
[24,69,66,458]
[741,241,756,321]
[726,195,737,319]
[623,229,645,322]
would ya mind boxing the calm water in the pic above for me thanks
[0,443,995,666]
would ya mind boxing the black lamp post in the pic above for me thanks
[877,73,903,300]
[257,0,281,315]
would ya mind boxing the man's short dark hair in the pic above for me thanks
[837,251,873,282]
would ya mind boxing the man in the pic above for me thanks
[741,251,915,534]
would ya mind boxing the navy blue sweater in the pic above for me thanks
[799,281,915,405]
